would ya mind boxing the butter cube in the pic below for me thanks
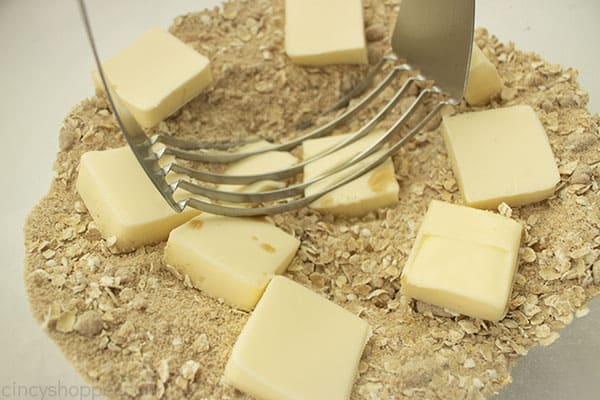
[401,200,522,321]
[217,141,298,193]
[76,146,199,250]
[285,0,368,65]
[442,105,560,209]
[164,215,300,311]
[93,28,212,128]
[303,132,399,216]
[464,45,503,106]
[224,276,371,400]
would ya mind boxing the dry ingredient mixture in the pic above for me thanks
[24,0,600,399]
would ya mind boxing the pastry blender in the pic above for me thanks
[78,0,475,216]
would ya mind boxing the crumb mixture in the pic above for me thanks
[24,0,600,399]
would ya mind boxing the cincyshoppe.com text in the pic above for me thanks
[0,381,101,399]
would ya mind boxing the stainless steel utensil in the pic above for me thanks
[78,0,474,217]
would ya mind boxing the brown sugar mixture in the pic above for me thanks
[24,0,600,398]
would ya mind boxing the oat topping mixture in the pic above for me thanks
[24,0,600,399]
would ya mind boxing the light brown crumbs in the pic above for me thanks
[260,243,276,253]
[368,167,395,192]
[188,219,204,230]
[24,0,600,399]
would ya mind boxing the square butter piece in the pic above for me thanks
[464,45,503,106]
[77,146,199,250]
[401,200,523,321]
[217,141,298,194]
[93,28,212,128]
[285,0,368,65]
[443,105,560,209]
[164,214,300,311]
[303,132,399,216]
[224,276,371,400]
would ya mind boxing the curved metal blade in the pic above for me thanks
[77,0,182,212]
[391,0,475,102]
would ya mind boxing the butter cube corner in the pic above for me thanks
[401,200,523,321]
[303,132,399,216]
[217,141,299,194]
[285,0,368,66]
[464,45,503,106]
[76,146,199,250]
[93,28,212,128]
[442,105,560,209]
[224,276,371,400]
[164,214,300,311]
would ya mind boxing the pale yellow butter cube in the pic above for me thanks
[464,45,503,106]
[164,215,300,311]
[401,200,522,321]
[93,28,212,128]
[443,105,560,209]
[224,276,371,400]
[76,146,199,250]
[217,141,298,194]
[285,0,368,65]
[303,132,399,216]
